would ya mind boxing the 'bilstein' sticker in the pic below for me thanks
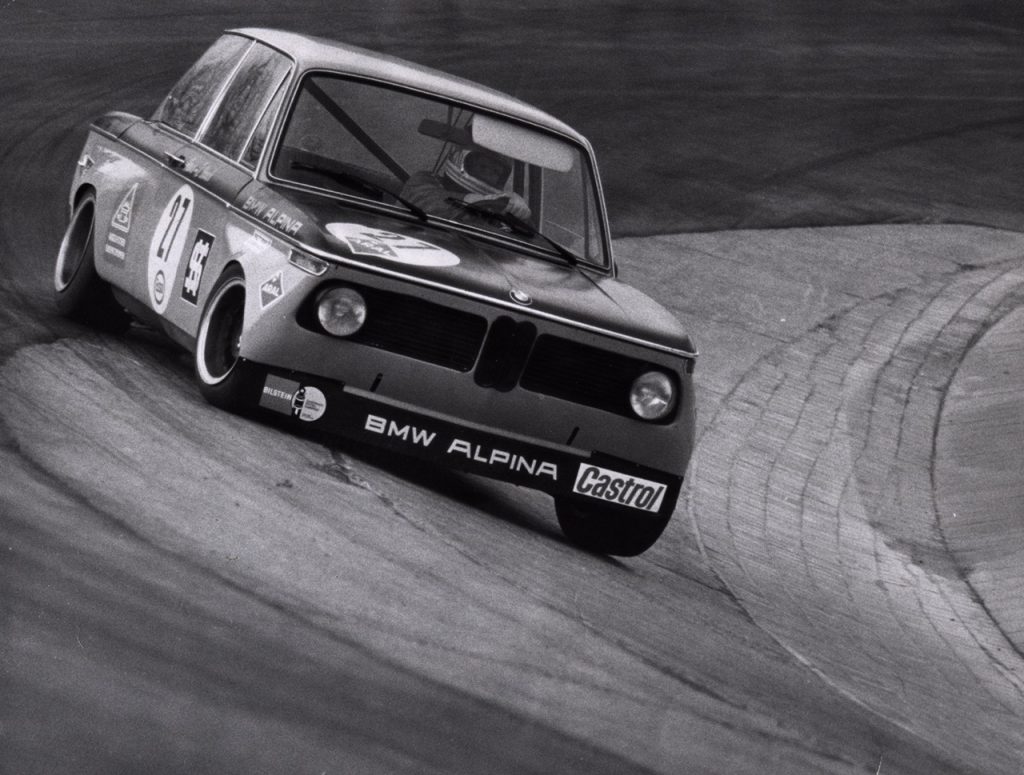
[259,375,326,422]
[572,464,667,513]
[327,223,460,267]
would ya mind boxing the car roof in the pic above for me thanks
[230,27,587,146]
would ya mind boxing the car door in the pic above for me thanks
[112,33,254,331]
[90,118,186,302]
[162,42,294,338]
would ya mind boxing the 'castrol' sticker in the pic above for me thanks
[326,223,460,267]
[148,184,195,312]
[572,464,667,513]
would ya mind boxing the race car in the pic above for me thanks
[53,28,698,556]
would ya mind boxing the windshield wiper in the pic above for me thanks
[291,161,429,222]
[446,197,582,266]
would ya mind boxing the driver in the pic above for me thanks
[401,146,531,222]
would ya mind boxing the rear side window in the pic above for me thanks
[152,35,250,137]
[241,80,288,169]
[202,43,292,162]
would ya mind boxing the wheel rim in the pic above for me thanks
[197,278,245,385]
[54,201,94,292]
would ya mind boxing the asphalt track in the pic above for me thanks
[3,3,1024,774]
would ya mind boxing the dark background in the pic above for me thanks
[8,1,1024,244]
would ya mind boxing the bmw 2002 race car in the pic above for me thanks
[53,28,698,555]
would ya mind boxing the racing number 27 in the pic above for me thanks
[156,193,190,261]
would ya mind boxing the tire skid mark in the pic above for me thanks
[856,267,1024,697]
[0,448,653,775]
[847,286,984,715]
[760,112,1024,190]
[931,290,1024,669]
[831,296,934,694]
[689,256,1024,773]
[321,451,789,730]
[0,347,667,775]
[1,335,891,774]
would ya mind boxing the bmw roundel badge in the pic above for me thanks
[510,289,532,305]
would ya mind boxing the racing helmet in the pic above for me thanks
[441,147,513,197]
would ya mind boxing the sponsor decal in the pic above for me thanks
[259,375,327,422]
[364,413,437,448]
[292,386,327,422]
[111,183,137,233]
[326,223,460,267]
[103,242,125,262]
[103,183,138,263]
[572,464,667,513]
[147,184,194,313]
[153,270,166,305]
[260,375,299,415]
[260,271,284,309]
[446,439,558,480]
[363,413,558,481]
[180,230,214,305]
[242,196,303,236]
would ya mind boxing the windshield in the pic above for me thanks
[270,73,609,268]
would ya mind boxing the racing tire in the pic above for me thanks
[194,266,257,411]
[53,194,131,332]
[554,497,672,557]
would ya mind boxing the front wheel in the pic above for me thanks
[555,497,672,557]
[194,266,256,411]
[53,194,131,332]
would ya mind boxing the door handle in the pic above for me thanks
[165,152,186,168]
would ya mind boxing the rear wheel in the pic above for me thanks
[194,266,255,411]
[53,194,131,332]
[555,497,672,557]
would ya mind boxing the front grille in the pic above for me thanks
[302,283,487,371]
[474,316,536,391]
[520,334,672,419]
[353,287,487,371]
[302,286,676,417]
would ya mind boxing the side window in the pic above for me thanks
[241,80,287,169]
[152,35,250,137]
[202,43,292,162]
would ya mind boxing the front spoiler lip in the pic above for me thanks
[246,364,683,517]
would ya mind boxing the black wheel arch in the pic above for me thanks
[70,183,97,221]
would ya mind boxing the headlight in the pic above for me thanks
[316,286,366,337]
[629,371,676,420]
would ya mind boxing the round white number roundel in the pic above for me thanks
[326,223,460,267]
[148,184,195,312]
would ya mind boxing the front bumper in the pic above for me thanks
[247,364,683,518]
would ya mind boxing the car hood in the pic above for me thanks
[238,185,694,355]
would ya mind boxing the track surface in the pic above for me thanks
[3,3,1024,773]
